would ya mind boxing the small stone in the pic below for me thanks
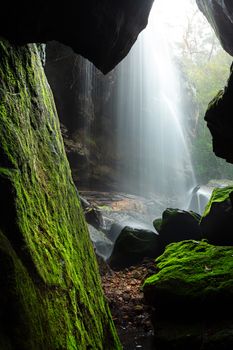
[134,305,143,312]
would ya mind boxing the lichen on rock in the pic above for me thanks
[0,39,121,349]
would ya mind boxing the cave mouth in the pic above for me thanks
[1,1,233,350]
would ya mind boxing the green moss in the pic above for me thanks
[201,186,233,218]
[143,240,233,348]
[143,240,233,300]
[0,39,121,349]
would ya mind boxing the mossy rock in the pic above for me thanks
[153,208,201,254]
[200,186,233,245]
[143,240,233,349]
[0,39,121,349]
[108,226,159,270]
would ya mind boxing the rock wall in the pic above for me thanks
[0,39,121,349]
[45,41,119,190]
[204,65,233,163]
[196,0,233,57]
[193,10,233,165]
[196,0,233,163]
[0,0,154,74]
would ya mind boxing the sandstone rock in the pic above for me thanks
[0,39,120,349]
[0,0,154,73]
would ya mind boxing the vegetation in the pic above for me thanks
[143,239,233,308]
[176,3,233,183]
[201,185,233,218]
[143,239,233,348]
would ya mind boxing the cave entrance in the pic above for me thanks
[44,2,233,347]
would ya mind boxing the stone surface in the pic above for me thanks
[45,42,120,190]
[0,0,154,74]
[153,208,201,254]
[143,240,233,349]
[196,0,233,57]
[108,226,160,270]
[0,39,121,349]
[196,1,233,163]
[200,186,233,245]
[204,65,233,162]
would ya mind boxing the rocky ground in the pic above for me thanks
[100,258,157,349]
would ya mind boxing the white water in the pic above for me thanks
[115,1,196,210]
[188,185,213,214]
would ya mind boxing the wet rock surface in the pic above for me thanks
[154,208,201,254]
[79,190,164,262]
[108,227,159,270]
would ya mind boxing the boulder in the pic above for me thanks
[108,222,126,242]
[143,240,233,349]
[200,186,233,245]
[108,226,159,270]
[153,208,201,254]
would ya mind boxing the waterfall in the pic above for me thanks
[115,1,196,210]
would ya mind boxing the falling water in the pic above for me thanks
[76,56,95,188]
[115,1,196,210]
[77,56,94,144]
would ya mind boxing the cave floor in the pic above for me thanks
[101,259,156,349]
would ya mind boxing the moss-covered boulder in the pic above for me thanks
[200,186,233,245]
[143,240,233,349]
[153,208,201,254]
[0,39,121,349]
[108,226,159,270]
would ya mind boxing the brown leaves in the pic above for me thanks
[101,261,154,333]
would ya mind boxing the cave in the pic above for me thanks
[1,0,233,349]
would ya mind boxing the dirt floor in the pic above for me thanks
[100,258,157,349]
